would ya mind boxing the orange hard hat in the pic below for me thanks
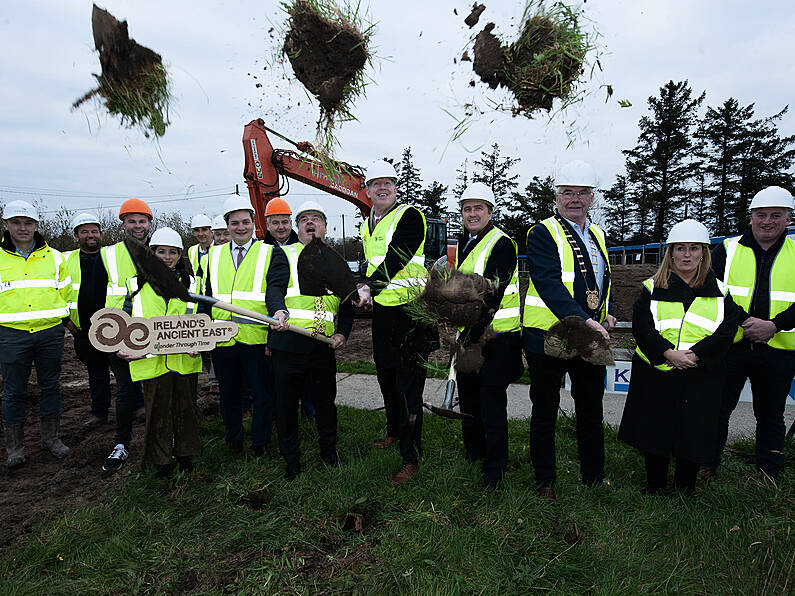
[264,198,292,217]
[119,198,153,220]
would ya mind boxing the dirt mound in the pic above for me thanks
[471,3,591,116]
[610,264,657,322]
[283,1,368,113]
[418,270,494,329]
[72,5,170,138]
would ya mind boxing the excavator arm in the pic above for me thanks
[242,118,372,238]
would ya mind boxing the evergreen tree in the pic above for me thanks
[623,80,705,242]
[472,143,520,221]
[602,174,633,245]
[418,181,449,219]
[394,147,423,204]
[501,175,555,250]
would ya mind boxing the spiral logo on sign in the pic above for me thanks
[93,311,150,351]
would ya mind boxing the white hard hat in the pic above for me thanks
[2,200,39,222]
[365,160,398,185]
[190,213,212,229]
[211,214,227,230]
[295,200,327,223]
[555,160,598,188]
[71,212,101,232]
[458,182,495,208]
[222,194,254,219]
[149,227,184,250]
[749,186,794,210]
[666,219,710,245]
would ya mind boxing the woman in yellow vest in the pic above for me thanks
[455,183,524,489]
[117,227,202,475]
[618,220,739,495]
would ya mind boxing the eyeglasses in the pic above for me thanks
[558,190,593,198]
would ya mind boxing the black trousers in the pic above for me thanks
[372,302,433,464]
[458,375,508,486]
[525,351,606,487]
[73,330,112,419]
[109,353,144,448]
[710,342,795,477]
[644,452,699,494]
[271,346,338,466]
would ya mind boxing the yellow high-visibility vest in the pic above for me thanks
[281,242,341,337]
[635,278,729,371]
[522,217,611,330]
[456,227,520,333]
[360,204,427,306]
[125,276,202,382]
[0,242,70,333]
[63,249,82,329]
[101,241,138,310]
[203,241,273,346]
[722,236,795,350]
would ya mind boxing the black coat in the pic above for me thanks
[618,271,740,462]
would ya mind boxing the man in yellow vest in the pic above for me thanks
[201,194,275,456]
[268,201,353,480]
[1,200,71,468]
[455,183,523,490]
[100,198,151,472]
[63,212,112,427]
[521,160,615,501]
[353,160,435,486]
[706,186,795,479]
[187,213,213,279]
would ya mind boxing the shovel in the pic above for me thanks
[423,352,472,420]
[126,239,334,345]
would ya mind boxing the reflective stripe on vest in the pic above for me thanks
[0,244,71,332]
[723,236,795,350]
[63,249,83,328]
[521,217,611,331]
[101,242,138,309]
[456,227,520,333]
[360,204,427,306]
[205,242,272,345]
[635,278,728,371]
[282,243,340,336]
[126,277,202,382]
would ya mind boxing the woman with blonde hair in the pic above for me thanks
[618,219,739,494]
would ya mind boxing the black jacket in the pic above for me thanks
[618,271,739,461]
[266,245,354,354]
[711,227,795,332]
[522,215,611,354]
[262,229,299,246]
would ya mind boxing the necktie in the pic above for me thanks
[236,246,244,268]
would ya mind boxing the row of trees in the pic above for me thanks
[604,81,795,244]
[382,81,793,249]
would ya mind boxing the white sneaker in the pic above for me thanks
[102,444,128,472]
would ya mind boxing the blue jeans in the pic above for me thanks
[212,342,273,448]
[0,324,64,424]
[109,353,143,447]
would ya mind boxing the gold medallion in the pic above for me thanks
[586,290,599,310]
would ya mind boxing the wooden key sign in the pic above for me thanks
[88,308,238,357]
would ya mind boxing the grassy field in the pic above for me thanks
[1,406,792,595]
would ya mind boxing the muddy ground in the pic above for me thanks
[0,266,653,553]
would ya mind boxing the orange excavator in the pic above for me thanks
[241,118,451,265]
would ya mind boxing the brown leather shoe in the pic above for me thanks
[537,486,556,502]
[373,436,399,449]
[391,463,419,486]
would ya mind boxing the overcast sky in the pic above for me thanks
[1,0,793,237]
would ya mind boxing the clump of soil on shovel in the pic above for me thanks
[282,0,372,157]
[72,5,170,138]
[418,269,494,329]
[471,2,591,116]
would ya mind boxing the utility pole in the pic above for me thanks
[341,214,346,260]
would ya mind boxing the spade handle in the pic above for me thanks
[187,293,334,346]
